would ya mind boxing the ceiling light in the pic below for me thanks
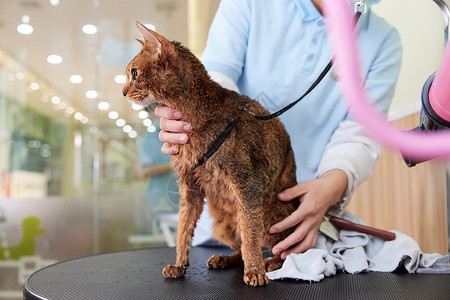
[138,111,148,119]
[58,102,67,109]
[49,0,60,6]
[65,107,74,115]
[80,116,89,124]
[128,131,138,139]
[47,55,62,64]
[123,125,132,133]
[108,111,119,120]
[89,126,98,134]
[17,24,33,35]
[115,119,126,127]
[114,75,126,84]
[143,119,152,126]
[98,101,110,110]
[70,75,83,84]
[131,103,143,110]
[30,82,40,91]
[144,24,156,31]
[16,72,24,80]
[74,112,83,120]
[51,96,61,104]
[82,24,97,35]
[85,90,98,99]
[147,125,156,133]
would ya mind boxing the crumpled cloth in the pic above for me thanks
[266,211,442,282]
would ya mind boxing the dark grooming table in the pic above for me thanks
[24,247,449,300]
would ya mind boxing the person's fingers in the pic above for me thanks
[159,130,189,144]
[279,230,317,259]
[277,183,307,201]
[155,104,183,120]
[271,223,309,256]
[269,206,306,234]
[161,143,179,155]
[160,117,191,133]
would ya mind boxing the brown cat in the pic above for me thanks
[122,22,298,287]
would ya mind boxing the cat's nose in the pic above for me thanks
[122,86,129,97]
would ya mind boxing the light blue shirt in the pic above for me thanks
[201,0,402,183]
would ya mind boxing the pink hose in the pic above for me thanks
[430,42,450,122]
[324,0,450,160]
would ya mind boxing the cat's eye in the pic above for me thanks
[131,68,138,80]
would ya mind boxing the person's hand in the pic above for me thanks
[269,169,348,259]
[154,104,192,155]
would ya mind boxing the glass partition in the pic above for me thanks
[0,0,219,296]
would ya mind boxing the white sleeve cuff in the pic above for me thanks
[207,71,240,93]
[316,120,381,208]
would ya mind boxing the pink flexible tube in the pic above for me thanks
[429,42,450,122]
[324,0,450,160]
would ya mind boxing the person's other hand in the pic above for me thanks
[269,170,348,259]
[154,104,192,155]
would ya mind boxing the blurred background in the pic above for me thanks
[0,0,448,298]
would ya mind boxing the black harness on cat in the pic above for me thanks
[193,12,362,170]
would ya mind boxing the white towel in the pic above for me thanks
[266,211,442,282]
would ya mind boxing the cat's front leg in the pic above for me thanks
[162,180,204,279]
[239,192,269,286]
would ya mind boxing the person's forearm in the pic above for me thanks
[317,169,348,207]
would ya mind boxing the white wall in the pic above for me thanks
[372,0,447,114]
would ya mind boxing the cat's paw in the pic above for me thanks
[207,254,227,269]
[162,264,186,278]
[263,255,284,272]
[243,271,269,287]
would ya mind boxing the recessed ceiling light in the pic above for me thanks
[50,0,60,6]
[17,24,33,35]
[89,126,98,134]
[58,102,67,109]
[22,15,30,23]
[74,112,83,120]
[108,111,119,120]
[47,55,62,64]
[123,125,132,133]
[144,24,156,31]
[128,131,138,139]
[51,96,61,104]
[65,106,74,115]
[85,90,98,99]
[80,116,89,124]
[138,111,148,119]
[115,119,126,127]
[143,119,152,126]
[70,75,83,84]
[16,72,24,80]
[82,24,97,35]
[147,125,156,133]
[131,103,143,110]
[30,82,39,91]
[114,75,126,84]
[98,101,110,110]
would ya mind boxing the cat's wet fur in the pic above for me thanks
[123,22,298,286]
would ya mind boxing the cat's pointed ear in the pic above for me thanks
[136,21,161,54]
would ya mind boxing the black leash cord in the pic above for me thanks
[193,12,362,170]
[247,12,361,121]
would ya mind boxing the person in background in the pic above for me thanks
[155,0,402,259]
[140,122,179,215]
